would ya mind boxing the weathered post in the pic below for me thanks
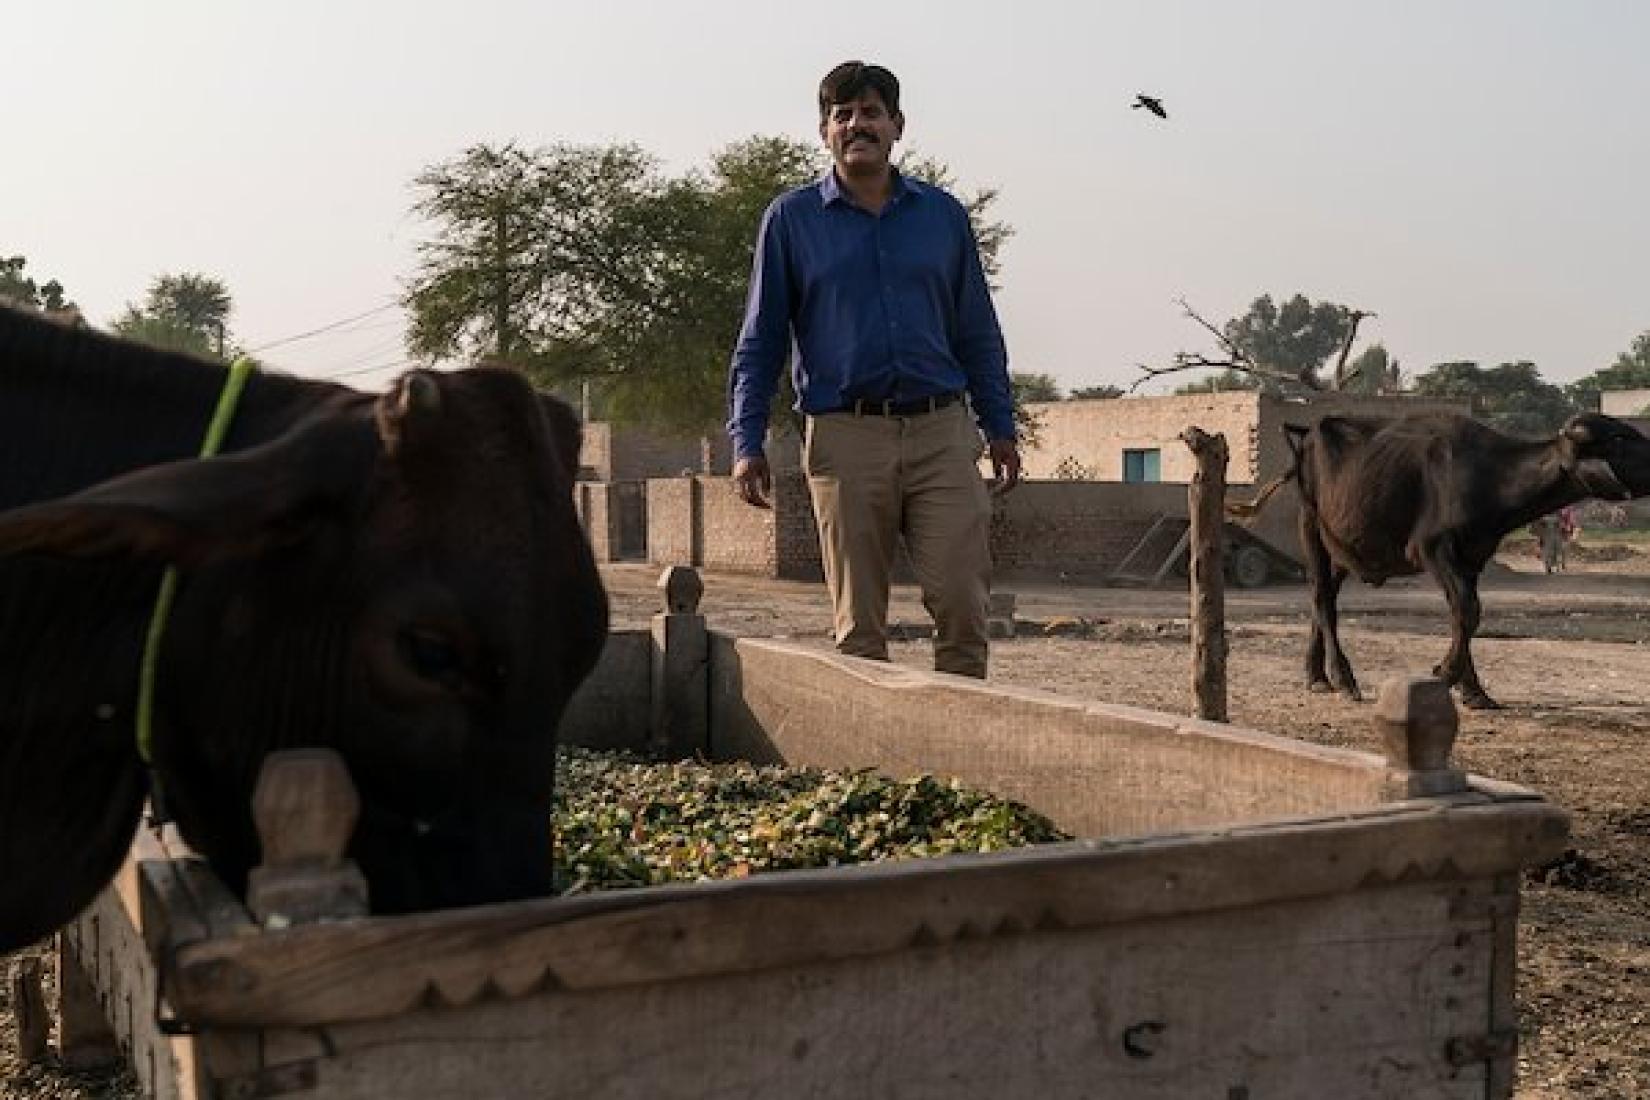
[246,749,370,927]
[1375,676,1467,798]
[54,934,120,1070]
[9,955,48,1063]
[987,591,1017,640]
[1181,427,1229,722]
[651,565,709,759]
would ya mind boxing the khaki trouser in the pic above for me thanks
[803,401,994,678]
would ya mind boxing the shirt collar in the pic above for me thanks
[818,168,921,208]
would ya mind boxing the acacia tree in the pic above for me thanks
[111,272,233,357]
[405,136,1013,436]
[406,143,686,369]
[1142,294,1374,394]
[591,136,821,431]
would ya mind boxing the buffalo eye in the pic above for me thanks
[399,627,462,684]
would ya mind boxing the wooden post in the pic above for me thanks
[651,565,709,759]
[246,749,370,927]
[54,934,120,1070]
[10,955,48,1064]
[1375,676,1467,798]
[987,591,1017,640]
[1181,427,1229,722]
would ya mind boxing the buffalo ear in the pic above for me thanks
[1561,417,1597,447]
[537,393,584,481]
[0,412,375,567]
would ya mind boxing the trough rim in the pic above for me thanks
[150,789,1567,1029]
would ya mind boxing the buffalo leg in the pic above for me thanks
[1300,512,1360,699]
[1427,549,1498,709]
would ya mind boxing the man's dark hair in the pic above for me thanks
[818,61,901,122]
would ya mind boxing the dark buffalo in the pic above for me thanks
[1234,411,1650,709]
[0,305,607,952]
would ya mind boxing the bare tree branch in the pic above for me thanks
[1177,297,1239,354]
[1331,309,1377,389]
[1129,354,1248,392]
[1132,298,1327,393]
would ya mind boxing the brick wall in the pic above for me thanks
[643,472,824,580]
[1024,392,1471,487]
[582,422,712,481]
[772,471,823,580]
[649,477,1240,580]
[612,394,1479,580]
[646,478,697,569]
[581,422,614,481]
[989,481,1240,580]
[641,471,1226,581]
[1602,389,1650,417]
[577,483,614,561]
[697,478,777,576]
[1023,393,1266,482]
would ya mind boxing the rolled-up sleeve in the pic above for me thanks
[951,208,1015,441]
[727,201,792,460]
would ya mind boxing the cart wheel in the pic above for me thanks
[1228,544,1271,588]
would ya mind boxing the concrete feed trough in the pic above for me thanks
[56,569,1565,1100]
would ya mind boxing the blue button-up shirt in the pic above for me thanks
[726,171,1015,460]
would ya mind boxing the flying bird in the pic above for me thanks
[1132,94,1167,119]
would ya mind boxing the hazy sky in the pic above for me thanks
[6,1,1648,395]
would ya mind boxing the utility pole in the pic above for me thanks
[494,202,511,358]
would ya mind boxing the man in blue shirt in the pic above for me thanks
[727,60,1021,678]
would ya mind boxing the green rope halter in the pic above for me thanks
[136,357,255,765]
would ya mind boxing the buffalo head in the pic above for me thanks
[0,367,607,914]
[1558,412,1650,501]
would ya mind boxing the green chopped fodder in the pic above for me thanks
[552,747,1070,894]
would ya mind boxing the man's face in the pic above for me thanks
[820,91,903,177]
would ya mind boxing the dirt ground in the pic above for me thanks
[5,542,1648,1098]
[598,548,1650,1099]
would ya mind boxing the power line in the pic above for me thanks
[247,300,403,354]
[304,335,409,373]
[327,358,419,381]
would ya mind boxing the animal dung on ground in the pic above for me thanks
[551,747,1068,894]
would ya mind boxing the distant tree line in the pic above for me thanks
[1125,292,1650,437]
[956,293,1650,442]
[3,255,240,361]
[15,146,1650,447]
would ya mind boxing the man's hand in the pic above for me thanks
[733,455,773,509]
[987,438,1021,495]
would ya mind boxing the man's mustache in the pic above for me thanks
[846,131,879,146]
